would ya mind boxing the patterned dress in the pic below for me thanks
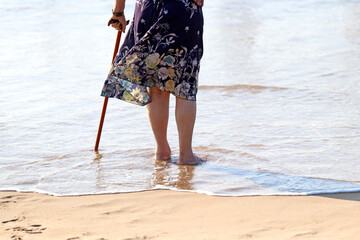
[101,0,204,106]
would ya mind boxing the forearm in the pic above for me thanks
[113,0,126,12]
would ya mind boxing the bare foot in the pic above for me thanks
[155,147,171,161]
[177,153,204,165]
[156,153,171,161]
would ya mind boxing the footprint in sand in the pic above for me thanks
[1,195,18,204]
[30,224,42,227]
[2,218,19,224]
[1,200,16,204]
[1,195,13,199]
[10,235,23,240]
[10,224,46,234]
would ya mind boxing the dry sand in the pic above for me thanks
[1,190,360,240]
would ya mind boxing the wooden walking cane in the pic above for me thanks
[95,21,126,152]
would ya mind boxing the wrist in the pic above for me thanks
[112,9,124,17]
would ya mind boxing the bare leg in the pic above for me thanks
[146,87,171,160]
[175,97,202,165]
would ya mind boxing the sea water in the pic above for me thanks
[1,0,360,196]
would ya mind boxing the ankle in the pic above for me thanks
[179,150,194,159]
[156,143,171,154]
[156,143,170,150]
[155,145,171,161]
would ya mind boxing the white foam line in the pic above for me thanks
[1,186,360,198]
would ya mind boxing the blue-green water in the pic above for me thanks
[1,0,360,196]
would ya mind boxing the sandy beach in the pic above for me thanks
[1,190,359,240]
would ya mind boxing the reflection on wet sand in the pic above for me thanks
[152,160,195,190]
[92,151,196,192]
[93,152,107,192]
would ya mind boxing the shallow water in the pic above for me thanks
[1,0,360,196]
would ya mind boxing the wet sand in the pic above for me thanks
[1,190,359,239]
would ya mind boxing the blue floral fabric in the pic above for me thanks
[101,0,204,106]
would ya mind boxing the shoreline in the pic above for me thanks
[1,190,360,239]
[2,187,360,197]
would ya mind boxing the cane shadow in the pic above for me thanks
[202,163,360,197]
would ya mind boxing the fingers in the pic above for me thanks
[111,21,129,32]
[109,20,124,32]
[108,15,128,33]
[118,19,127,33]
[111,22,122,31]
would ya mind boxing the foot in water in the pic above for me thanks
[155,148,172,161]
[177,153,205,165]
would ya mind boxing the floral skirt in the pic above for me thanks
[101,0,204,106]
